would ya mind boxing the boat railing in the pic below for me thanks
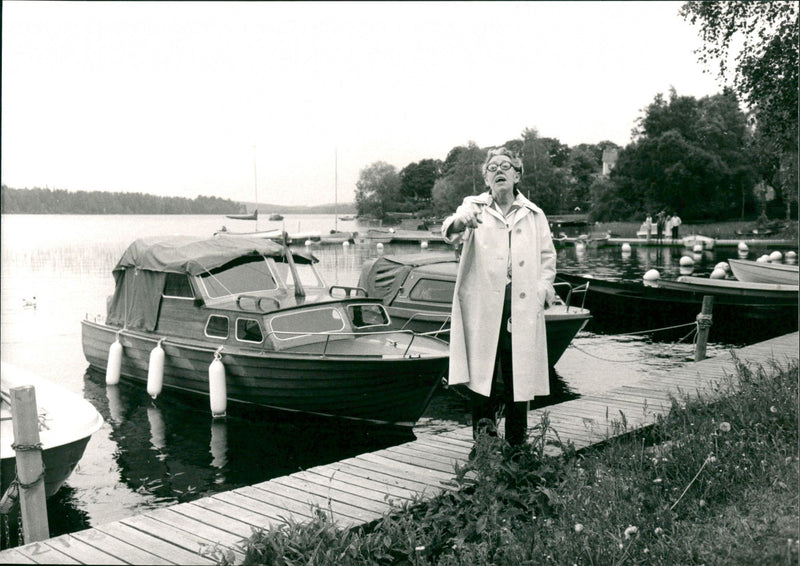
[553,281,589,312]
[328,285,368,298]
[400,312,452,339]
[264,328,426,358]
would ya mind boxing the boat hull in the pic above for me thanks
[728,259,799,286]
[1,363,104,498]
[81,321,446,427]
[556,273,798,343]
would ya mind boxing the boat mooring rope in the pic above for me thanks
[568,321,699,364]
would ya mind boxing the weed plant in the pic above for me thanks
[214,357,798,565]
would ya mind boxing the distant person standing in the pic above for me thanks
[656,211,666,244]
[670,212,682,240]
[442,146,556,450]
[643,215,653,243]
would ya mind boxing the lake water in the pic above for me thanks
[0,214,790,544]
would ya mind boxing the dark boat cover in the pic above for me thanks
[358,253,456,306]
[107,236,317,331]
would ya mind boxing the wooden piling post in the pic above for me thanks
[694,295,714,362]
[9,385,50,543]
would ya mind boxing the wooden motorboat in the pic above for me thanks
[1,362,104,498]
[268,213,284,221]
[727,258,799,286]
[556,272,798,344]
[357,253,592,365]
[81,236,449,428]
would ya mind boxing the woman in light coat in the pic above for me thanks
[442,147,556,447]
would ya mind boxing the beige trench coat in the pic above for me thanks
[441,192,556,401]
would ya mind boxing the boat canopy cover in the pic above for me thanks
[358,253,456,306]
[107,236,317,331]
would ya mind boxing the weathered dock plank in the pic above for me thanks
[0,332,795,565]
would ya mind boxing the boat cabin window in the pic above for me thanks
[269,306,345,341]
[347,304,390,328]
[205,315,229,339]
[163,273,194,298]
[236,318,263,343]
[273,261,325,289]
[198,257,278,299]
[408,278,455,303]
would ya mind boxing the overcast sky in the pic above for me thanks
[2,1,725,206]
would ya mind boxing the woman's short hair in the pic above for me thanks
[482,147,524,176]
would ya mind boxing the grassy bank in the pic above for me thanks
[210,356,798,565]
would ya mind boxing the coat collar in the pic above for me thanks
[473,191,545,218]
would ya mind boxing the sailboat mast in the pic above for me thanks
[253,145,259,230]
[334,147,338,233]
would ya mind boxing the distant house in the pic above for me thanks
[602,148,619,176]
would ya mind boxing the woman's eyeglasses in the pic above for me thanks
[486,161,514,173]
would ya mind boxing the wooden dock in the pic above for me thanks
[1,332,796,564]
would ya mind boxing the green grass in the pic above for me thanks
[212,357,798,565]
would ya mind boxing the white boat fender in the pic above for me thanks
[209,347,227,418]
[679,255,694,267]
[710,268,727,279]
[786,251,797,264]
[692,244,703,253]
[621,242,631,253]
[147,338,166,399]
[737,241,749,251]
[714,261,730,272]
[106,331,123,385]
[769,251,783,263]
[757,254,770,263]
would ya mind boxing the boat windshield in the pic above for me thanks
[198,257,278,298]
[272,261,326,289]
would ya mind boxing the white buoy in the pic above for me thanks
[714,261,730,272]
[420,240,429,249]
[757,254,770,263]
[105,332,123,385]
[342,240,350,247]
[785,251,797,264]
[209,348,227,418]
[147,339,165,399]
[304,239,313,247]
[621,242,631,253]
[769,250,783,263]
[737,241,749,252]
[710,268,727,279]
[376,242,384,252]
[692,244,703,253]
[679,255,694,267]
[643,269,660,286]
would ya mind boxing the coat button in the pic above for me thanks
[516,228,522,234]
[519,260,525,267]
[519,292,526,299]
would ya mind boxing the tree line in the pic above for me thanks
[0,186,243,214]
[355,2,797,223]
